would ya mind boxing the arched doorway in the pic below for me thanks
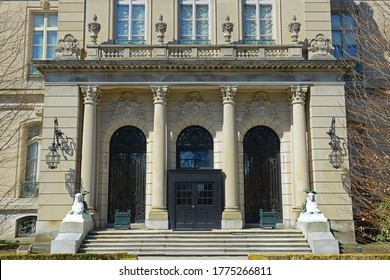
[243,126,282,224]
[108,126,146,224]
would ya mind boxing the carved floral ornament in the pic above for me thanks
[56,34,80,58]
[308,33,335,59]
[109,92,146,122]
[221,85,237,103]
[151,86,169,104]
[81,86,101,104]
[244,91,280,123]
[177,92,212,123]
[288,85,309,104]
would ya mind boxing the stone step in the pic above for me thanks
[79,229,312,256]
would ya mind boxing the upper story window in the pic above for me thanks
[331,12,357,58]
[21,125,41,198]
[31,13,58,60]
[242,0,274,45]
[114,0,146,45]
[179,0,210,45]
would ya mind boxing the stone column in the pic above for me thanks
[289,85,310,220]
[80,85,101,213]
[221,85,242,229]
[147,86,169,229]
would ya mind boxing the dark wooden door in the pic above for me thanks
[168,170,222,230]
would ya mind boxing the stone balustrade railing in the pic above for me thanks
[87,44,303,60]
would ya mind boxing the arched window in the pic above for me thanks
[176,126,213,169]
[16,216,37,237]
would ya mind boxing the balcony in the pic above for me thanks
[87,43,303,60]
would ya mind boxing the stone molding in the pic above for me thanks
[177,91,212,123]
[244,91,280,123]
[109,92,146,122]
[151,86,169,104]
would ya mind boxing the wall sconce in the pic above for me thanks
[45,118,64,169]
[326,117,346,169]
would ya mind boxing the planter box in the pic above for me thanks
[259,209,276,229]
[114,210,131,230]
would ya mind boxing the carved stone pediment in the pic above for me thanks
[109,92,146,122]
[178,92,211,123]
[244,91,280,123]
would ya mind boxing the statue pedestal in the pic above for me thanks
[50,212,94,254]
[297,212,339,254]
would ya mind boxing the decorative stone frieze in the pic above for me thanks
[82,85,101,104]
[40,0,50,10]
[155,15,167,44]
[288,85,308,104]
[288,15,301,44]
[244,91,280,123]
[151,86,169,104]
[88,15,101,45]
[222,15,234,43]
[308,34,335,60]
[56,34,80,59]
[177,91,211,123]
[221,85,237,104]
[109,92,146,122]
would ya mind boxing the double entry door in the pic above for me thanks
[168,170,222,230]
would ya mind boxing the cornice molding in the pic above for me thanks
[32,59,354,75]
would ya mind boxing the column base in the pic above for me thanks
[291,207,303,222]
[146,209,169,230]
[221,209,243,230]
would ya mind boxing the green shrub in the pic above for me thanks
[248,254,390,260]
[0,253,137,260]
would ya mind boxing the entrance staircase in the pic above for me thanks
[78,228,312,258]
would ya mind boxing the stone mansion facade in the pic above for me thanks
[0,0,360,248]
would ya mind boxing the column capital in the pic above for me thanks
[288,85,309,105]
[151,86,169,104]
[81,85,101,104]
[221,85,237,104]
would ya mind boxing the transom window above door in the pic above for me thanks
[177,126,213,169]
[179,0,210,45]
[114,0,146,45]
[242,0,275,45]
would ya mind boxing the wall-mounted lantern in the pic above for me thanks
[326,117,346,169]
[45,118,64,169]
